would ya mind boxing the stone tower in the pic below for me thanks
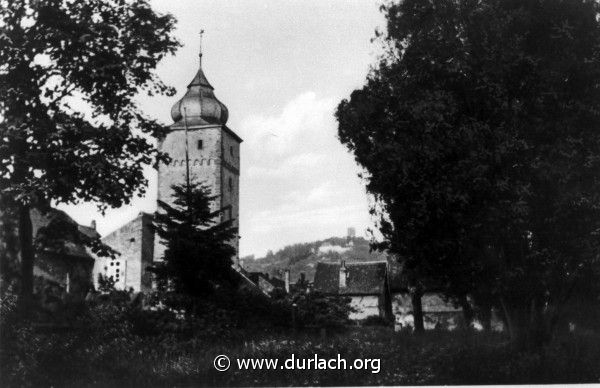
[155,41,242,266]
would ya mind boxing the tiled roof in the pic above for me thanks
[30,208,97,260]
[313,261,388,296]
[387,259,446,293]
[248,272,285,290]
[388,260,410,292]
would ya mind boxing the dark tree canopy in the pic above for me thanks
[0,0,180,301]
[337,0,600,346]
[150,182,239,300]
[0,0,179,208]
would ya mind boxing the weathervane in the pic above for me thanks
[199,29,204,65]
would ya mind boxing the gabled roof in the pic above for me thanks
[30,208,98,260]
[234,267,272,297]
[387,258,447,293]
[388,260,410,293]
[313,261,388,296]
[247,271,285,292]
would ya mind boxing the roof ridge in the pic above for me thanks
[346,260,387,265]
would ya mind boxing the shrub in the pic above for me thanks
[287,290,354,330]
[362,315,392,327]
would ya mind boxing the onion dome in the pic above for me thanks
[170,50,228,126]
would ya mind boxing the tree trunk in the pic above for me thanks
[501,297,548,351]
[480,304,492,332]
[502,302,529,350]
[459,294,474,327]
[18,204,34,305]
[412,290,424,333]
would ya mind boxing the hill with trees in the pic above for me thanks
[240,236,388,282]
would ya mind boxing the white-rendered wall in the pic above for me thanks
[349,295,380,320]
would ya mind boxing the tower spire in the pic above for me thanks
[199,29,204,67]
[169,29,229,126]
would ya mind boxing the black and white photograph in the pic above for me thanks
[2,0,600,386]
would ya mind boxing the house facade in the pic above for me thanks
[0,207,98,299]
[387,260,464,330]
[313,260,393,321]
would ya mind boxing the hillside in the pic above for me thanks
[240,236,389,283]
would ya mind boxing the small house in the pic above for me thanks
[388,261,463,330]
[313,260,392,321]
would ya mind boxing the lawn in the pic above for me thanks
[3,324,600,387]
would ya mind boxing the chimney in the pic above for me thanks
[300,272,306,284]
[91,220,97,230]
[339,260,347,289]
[284,269,290,293]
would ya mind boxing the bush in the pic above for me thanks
[362,315,392,327]
[286,290,354,330]
[3,302,600,387]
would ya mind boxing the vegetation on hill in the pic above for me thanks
[241,236,388,282]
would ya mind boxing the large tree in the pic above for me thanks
[150,182,239,307]
[337,0,600,347]
[0,0,179,303]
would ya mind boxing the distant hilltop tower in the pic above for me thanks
[347,227,356,239]
[156,31,242,265]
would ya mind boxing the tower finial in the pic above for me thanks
[199,29,205,66]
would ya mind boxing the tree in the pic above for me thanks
[0,0,180,303]
[336,0,600,348]
[150,182,239,307]
[287,289,354,330]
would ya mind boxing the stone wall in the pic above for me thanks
[155,124,224,262]
[349,295,380,320]
[220,127,241,265]
[392,293,463,330]
[93,213,153,292]
[34,253,93,295]
[157,125,222,208]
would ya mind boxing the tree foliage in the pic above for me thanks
[0,0,180,300]
[336,0,600,347]
[150,182,239,301]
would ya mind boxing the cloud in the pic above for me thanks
[238,92,373,256]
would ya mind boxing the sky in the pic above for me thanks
[59,0,386,258]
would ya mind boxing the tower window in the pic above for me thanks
[197,140,203,149]
[230,145,234,157]
[228,177,233,192]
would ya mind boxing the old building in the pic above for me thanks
[93,44,242,291]
[0,208,98,296]
[311,259,465,328]
[313,260,393,321]
[246,271,286,295]
[30,208,98,296]
[92,212,154,292]
[388,261,463,330]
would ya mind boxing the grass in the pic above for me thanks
[3,325,600,387]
